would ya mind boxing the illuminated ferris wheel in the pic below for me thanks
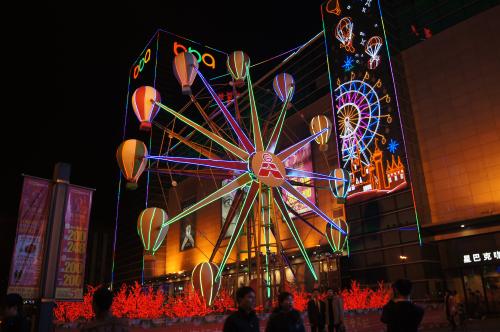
[335,79,383,166]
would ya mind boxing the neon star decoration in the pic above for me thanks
[387,139,399,154]
[138,58,347,284]
[342,56,355,72]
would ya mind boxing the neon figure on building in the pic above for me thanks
[348,138,406,197]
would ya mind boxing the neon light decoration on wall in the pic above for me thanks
[321,0,415,204]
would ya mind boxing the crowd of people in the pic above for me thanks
[4,278,489,332]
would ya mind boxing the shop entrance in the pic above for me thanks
[445,264,500,315]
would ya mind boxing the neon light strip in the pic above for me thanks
[152,210,167,252]
[285,168,346,182]
[146,156,247,171]
[273,189,317,280]
[246,65,265,151]
[262,188,271,298]
[320,9,341,169]
[156,101,249,160]
[266,87,293,153]
[377,0,422,245]
[277,128,329,161]
[195,68,255,153]
[281,181,346,234]
[215,181,259,281]
[165,173,252,226]
[111,52,136,289]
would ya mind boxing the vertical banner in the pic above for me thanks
[321,0,410,202]
[8,177,51,299]
[55,186,93,300]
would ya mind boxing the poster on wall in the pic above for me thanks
[322,0,410,202]
[55,186,93,300]
[7,177,51,299]
[180,200,196,251]
[221,179,242,238]
[282,143,315,216]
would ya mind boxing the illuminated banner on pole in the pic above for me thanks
[321,0,410,202]
[8,177,51,299]
[54,186,93,300]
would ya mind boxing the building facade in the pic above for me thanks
[113,3,500,312]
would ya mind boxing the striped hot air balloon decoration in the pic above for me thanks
[173,52,199,95]
[116,139,148,190]
[191,261,221,307]
[131,86,161,131]
[329,168,351,203]
[273,73,295,103]
[137,207,169,255]
[226,51,250,87]
[310,115,332,151]
[325,218,349,254]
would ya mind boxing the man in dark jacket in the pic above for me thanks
[381,279,424,332]
[307,289,325,332]
[223,286,259,332]
[266,292,305,332]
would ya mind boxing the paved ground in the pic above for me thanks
[421,317,500,331]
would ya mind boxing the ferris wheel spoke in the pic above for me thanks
[215,181,259,281]
[156,101,249,160]
[146,156,248,172]
[164,173,253,227]
[272,188,317,281]
[278,128,329,162]
[195,68,255,154]
[280,181,346,234]
[246,66,265,151]
[285,168,345,182]
[266,87,293,153]
[209,190,244,262]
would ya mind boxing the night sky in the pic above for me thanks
[2,1,324,288]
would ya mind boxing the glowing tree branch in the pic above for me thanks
[266,87,294,153]
[215,181,260,281]
[286,168,346,182]
[195,68,255,154]
[278,128,329,161]
[164,173,253,227]
[272,188,318,280]
[156,101,249,160]
[246,65,265,152]
[146,156,247,172]
[281,181,346,234]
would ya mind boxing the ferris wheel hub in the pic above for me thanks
[249,151,286,187]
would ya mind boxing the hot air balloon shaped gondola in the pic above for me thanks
[273,73,295,106]
[137,207,169,255]
[310,115,332,151]
[116,139,148,190]
[191,261,221,307]
[227,51,250,87]
[329,168,351,203]
[173,52,199,95]
[325,218,349,254]
[131,86,161,131]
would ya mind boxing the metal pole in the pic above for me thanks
[38,163,71,332]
